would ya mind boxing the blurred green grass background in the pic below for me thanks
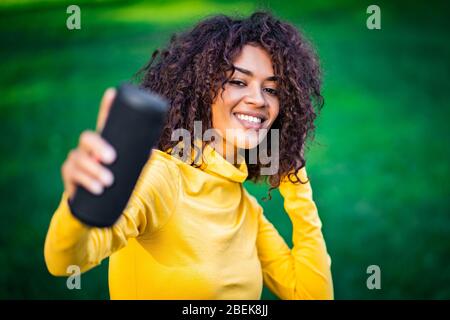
[0,0,449,299]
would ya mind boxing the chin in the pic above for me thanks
[232,130,268,150]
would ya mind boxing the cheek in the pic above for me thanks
[221,85,247,108]
[212,90,241,121]
[268,103,280,125]
[211,96,231,132]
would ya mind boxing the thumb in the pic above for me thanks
[96,88,116,132]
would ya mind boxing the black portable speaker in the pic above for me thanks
[68,83,169,227]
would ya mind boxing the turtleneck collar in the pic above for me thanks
[164,139,248,183]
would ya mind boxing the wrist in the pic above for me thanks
[279,167,311,199]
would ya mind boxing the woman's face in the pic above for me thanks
[211,44,280,151]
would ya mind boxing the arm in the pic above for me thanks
[256,167,333,300]
[44,156,178,276]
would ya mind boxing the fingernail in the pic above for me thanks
[91,182,103,195]
[106,87,115,97]
[103,148,116,163]
[102,170,114,186]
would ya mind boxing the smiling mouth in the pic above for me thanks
[233,112,267,130]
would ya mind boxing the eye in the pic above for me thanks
[264,88,278,96]
[228,79,246,87]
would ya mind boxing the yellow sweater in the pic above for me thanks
[44,143,333,299]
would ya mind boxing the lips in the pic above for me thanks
[232,111,267,130]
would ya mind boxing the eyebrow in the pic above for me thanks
[233,65,278,82]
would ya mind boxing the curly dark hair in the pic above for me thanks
[137,11,323,195]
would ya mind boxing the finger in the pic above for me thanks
[74,149,114,187]
[62,156,103,197]
[71,166,105,195]
[78,130,116,164]
[96,88,116,132]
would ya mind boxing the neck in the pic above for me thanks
[211,137,243,168]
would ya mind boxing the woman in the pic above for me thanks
[44,11,333,300]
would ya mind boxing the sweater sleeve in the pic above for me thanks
[44,153,179,276]
[256,167,334,300]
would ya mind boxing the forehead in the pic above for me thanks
[232,44,274,75]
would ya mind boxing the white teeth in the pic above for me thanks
[235,113,262,124]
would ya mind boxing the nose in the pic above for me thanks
[243,84,266,108]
